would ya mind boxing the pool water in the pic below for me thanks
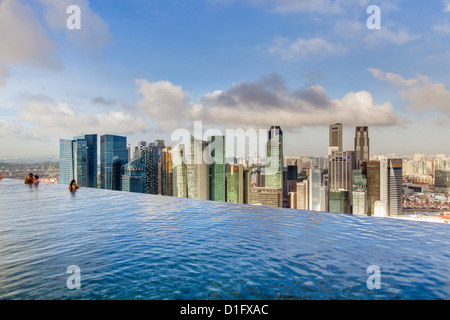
[0,179,449,299]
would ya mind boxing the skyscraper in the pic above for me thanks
[365,161,380,216]
[287,165,298,182]
[266,126,283,189]
[186,137,209,200]
[328,151,354,213]
[172,144,187,198]
[387,159,403,216]
[309,169,326,211]
[244,168,251,204]
[121,156,145,193]
[355,126,369,169]
[329,190,349,214]
[352,168,368,215]
[145,141,165,195]
[127,144,132,163]
[376,159,403,216]
[227,164,244,204]
[329,123,343,156]
[73,134,97,188]
[59,139,74,185]
[209,135,226,202]
[158,147,173,196]
[100,135,128,191]
[133,141,147,161]
[296,180,309,210]
[329,151,354,191]
[249,187,283,208]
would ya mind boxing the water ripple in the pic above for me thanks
[0,179,449,300]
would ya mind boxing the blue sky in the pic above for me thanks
[1,0,450,158]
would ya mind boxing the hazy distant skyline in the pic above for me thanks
[2,0,450,158]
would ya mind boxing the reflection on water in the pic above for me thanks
[0,178,449,300]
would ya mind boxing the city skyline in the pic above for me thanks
[54,123,406,217]
[2,1,450,157]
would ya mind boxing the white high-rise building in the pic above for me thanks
[375,159,403,216]
[309,169,325,211]
[172,144,187,198]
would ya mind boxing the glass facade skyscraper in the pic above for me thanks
[365,161,380,216]
[209,136,226,202]
[59,139,74,185]
[329,190,349,214]
[73,134,98,188]
[227,164,244,204]
[100,135,128,191]
[121,156,145,193]
[309,169,325,211]
[59,135,97,187]
[145,141,165,195]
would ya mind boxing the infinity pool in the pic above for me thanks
[0,179,449,299]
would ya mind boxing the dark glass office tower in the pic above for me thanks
[355,126,370,169]
[287,165,298,182]
[121,156,145,193]
[145,141,165,195]
[329,123,343,155]
[364,161,380,216]
[100,135,128,191]
[73,134,97,188]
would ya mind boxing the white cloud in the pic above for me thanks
[269,37,347,60]
[16,97,148,139]
[0,0,58,85]
[0,0,111,85]
[334,20,420,47]
[135,79,192,131]
[197,76,399,127]
[433,23,450,35]
[369,68,450,116]
[134,73,400,129]
[0,119,28,138]
[367,26,420,46]
[443,0,450,12]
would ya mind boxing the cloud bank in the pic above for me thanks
[135,73,400,131]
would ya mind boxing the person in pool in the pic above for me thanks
[24,173,34,185]
[69,180,80,192]
[34,175,40,185]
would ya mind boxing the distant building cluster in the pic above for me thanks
[0,162,59,183]
[287,125,403,217]
[57,124,417,217]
